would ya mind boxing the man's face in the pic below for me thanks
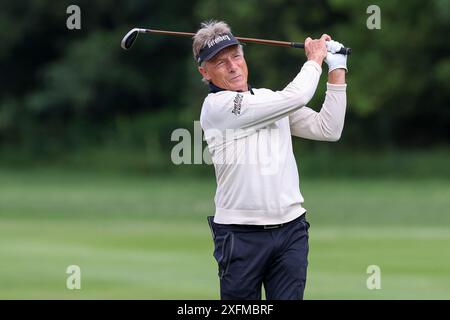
[198,45,249,92]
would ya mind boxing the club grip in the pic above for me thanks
[290,42,305,49]
[337,47,352,55]
[291,42,352,55]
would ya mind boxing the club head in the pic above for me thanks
[121,28,144,50]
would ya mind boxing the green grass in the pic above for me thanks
[0,168,449,299]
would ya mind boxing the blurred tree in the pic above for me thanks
[0,0,448,165]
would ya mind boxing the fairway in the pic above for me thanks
[0,169,449,299]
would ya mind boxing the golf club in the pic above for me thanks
[121,28,352,55]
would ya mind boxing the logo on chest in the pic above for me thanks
[232,93,243,116]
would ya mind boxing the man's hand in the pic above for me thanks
[325,40,348,73]
[304,34,330,66]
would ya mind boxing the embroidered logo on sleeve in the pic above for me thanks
[232,93,243,116]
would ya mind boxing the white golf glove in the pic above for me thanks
[325,40,348,73]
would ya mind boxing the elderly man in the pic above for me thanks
[194,20,347,300]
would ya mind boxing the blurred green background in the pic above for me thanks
[0,0,449,299]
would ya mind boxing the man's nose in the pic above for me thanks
[227,59,238,72]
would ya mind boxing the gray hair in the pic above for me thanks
[193,20,244,84]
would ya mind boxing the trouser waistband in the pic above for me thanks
[209,213,306,231]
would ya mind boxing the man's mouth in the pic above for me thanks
[230,75,242,81]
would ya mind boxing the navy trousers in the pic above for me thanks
[207,214,310,300]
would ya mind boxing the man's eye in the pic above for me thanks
[217,61,224,66]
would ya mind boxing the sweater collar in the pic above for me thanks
[208,82,254,95]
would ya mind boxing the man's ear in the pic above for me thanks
[198,66,210,81]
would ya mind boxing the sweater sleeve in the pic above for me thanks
[289,83,347,141]
[201,60,322,133]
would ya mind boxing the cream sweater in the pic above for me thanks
[200,60,347,225]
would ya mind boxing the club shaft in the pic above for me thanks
[142,29,351,55]
[146,29,295,47]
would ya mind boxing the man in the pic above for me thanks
[194,20,347,300]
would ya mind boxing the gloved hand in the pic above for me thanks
[325,40,348,73]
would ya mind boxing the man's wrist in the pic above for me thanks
[308,57,324,67]
[328,69,346,84]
